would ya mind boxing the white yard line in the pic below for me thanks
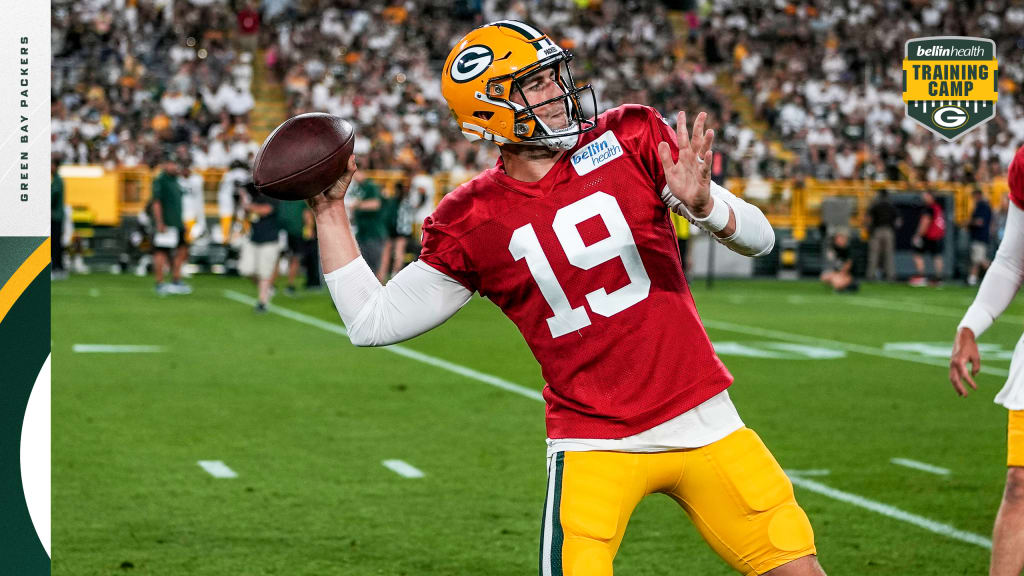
[702,319,1009,378]
[382,459,425,478]
[890,458,951,476]
[787,473,990,549]
[72,344,164,353]
[222,290,544,402]
[197,460,238,478]
[225,289,992,548]
[844,296,1024,326]
[781,292,1024,326]
[784,469,831,476]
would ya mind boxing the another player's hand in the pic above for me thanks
[307,155,358,214]
[912,236,923,249]
[949,327,980,397]
[658,111,714,217]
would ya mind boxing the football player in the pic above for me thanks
[310,21,825,576]
[951,145,1024,576]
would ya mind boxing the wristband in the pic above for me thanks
[686,196,730,233]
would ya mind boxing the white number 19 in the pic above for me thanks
[508,192,651,338]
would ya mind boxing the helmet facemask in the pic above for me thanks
[490,51,597,151]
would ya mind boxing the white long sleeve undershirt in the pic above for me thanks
[957,204,1024,338]
[326,259,472,347]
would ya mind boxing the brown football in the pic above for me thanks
[252,113,355,201]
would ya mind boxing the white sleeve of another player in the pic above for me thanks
[661,182,776,257]
[325,259,473,346]
[957,204,1024,338]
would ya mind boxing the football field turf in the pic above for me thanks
[53,274,1019,575]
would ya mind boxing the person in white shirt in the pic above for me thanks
[160,90,195,118]
[224,83,255,122]
[216,160,251,245]
[178,151,207,245]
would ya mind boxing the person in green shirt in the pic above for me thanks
[350,172,387,276]
[51,155,66,280]
[151,155,191,295]
[276,199,308,295]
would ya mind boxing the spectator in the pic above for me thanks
[216,160,250,244]
[178,148,207,245]
[670,209,693,274]
[223,83,255,124]
[968,188,994,286]
[379,178,417,281]
[151,155,192,295]
[409,165,436,236]
[276,199,308,295]
[51,155,67,281]
[865,189,899,282]
[996,193,1010,245]
[910,190,947,287]
[820,231,858,293]
[238,184,281,313]
[227,125,258,165]
[237,1,260,44]
[303,208,321,291]
[349,171,386,277]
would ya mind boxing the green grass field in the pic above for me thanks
[53,274,1022,575]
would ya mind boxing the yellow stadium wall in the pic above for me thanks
[59,166,121,226]
[57,165,1008,238]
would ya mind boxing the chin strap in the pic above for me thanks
[533,117,580,150]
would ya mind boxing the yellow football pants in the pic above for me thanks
[1009,410,1024,467]
[220,217,233,244]
[540,427,816,576]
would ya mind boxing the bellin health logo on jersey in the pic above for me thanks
[902,36,998,141]
[571,131,623,176]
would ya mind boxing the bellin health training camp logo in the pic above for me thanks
[902,36,998,141]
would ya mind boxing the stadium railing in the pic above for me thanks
[60,166,1007,240]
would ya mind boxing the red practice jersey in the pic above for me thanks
[419,105,733,439]
[1009,145,1024,210]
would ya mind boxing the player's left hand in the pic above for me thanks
[949,326,980,397]
[658,111,714,217]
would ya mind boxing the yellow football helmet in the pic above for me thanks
[441,20,597,150]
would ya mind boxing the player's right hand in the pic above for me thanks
[949,327,980,397]
[308,155,358,213]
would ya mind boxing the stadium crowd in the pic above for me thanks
[52,0,259,170]
[50,0,1024,187]
[50,0,742,179]
[712,0,1024,182]
[271,0,736,176]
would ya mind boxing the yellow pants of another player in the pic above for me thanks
[220,217,233,244]
[540,427,816,576]
[1009,410,1024,467]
